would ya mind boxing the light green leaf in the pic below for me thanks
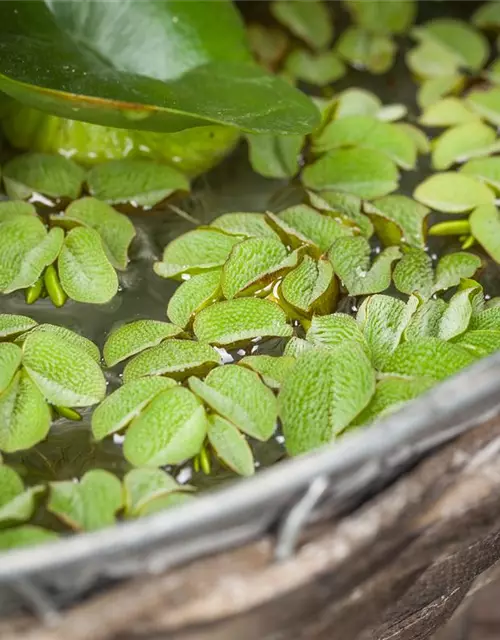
[382,337,475,380]
[283,336,313,358]
[406,40,461,79]
[0,216,47,291]
[138,492,195,516]
[302,148,399,198]
[284,49,345,86]
[123,339,221,383]
[103,320,183,367]
[280,255,336,315]
[328,236,401,295]
[417,74,465,109]
[210,213,278,240]
[87,159,189,207]
[357,295,418,368]
[238,355,296,389]
[22,330,106,407]
[345,0,416,34]
[438,287,478,341]
[221,237,288,299]
[123,468,191,517]
[0,465,43,526]
[0,200,37,223]
[393,249,434,298]
[193,298,292,346]
[0,343,22,394]
[58,227,119,304]
[306,312,368,353]
[271,0,333,50]
[123,387,207,467]
[364,195,429,249]
[452,329,500,358]
[333,87,381,118]
[419,97,479,127]
[467,88,500,127]
[461,157,500,193]
[154,229,241,280]
[280,342,375,455]
[414,173,495,213]
[431,121,499,171]
[336,27,396,74]
[0,370,51,453]
[307,190,373,238]
[246,133,303,179]
[377,104,408,122]
[247,23,289,69]
[394,124,429,156]
[92,377,177,441]
[404,299,447,341]
[0,526,57,550]
[471,306,500,330]
[189,364,278,441]
[473,2,500,29]
[48,469,123,532]
[19,323,101,363]
[0,314,37,339]
[470,204,500,262]
[61,198,136,270]
[167,271,222,329]
[2,153,85,200]
[208,414,255,477]
[434,252,482,292]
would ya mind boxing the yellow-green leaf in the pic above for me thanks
[104,320,183,367]
[167,270,222,328]
[208,414,254,477]
[414,172,495,213]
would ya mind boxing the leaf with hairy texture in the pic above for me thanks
[302,148,399,198]
[280,342,375,455]
[92,377,177,441]
[0,200,37,223]
[0,343,22,395]
[271,0,332,49]
[48,470,123,532]
[453,329,500,358]
[0,526,57,550]
[307,190,373,238]
[346,0,416,34]
[438,287,479,341]
[393,249,434,298]
[189,364,278,441]
[434,252,482,292]
[364,195,429,249]
[471,306,500,330]
[2,153,84,200]
[210,213,278,240]
[0,465,43,526]
[470,204,500,263]
[208,415,255,477]
[0,371,51,453]
[193,298,292,346]
[283,336,313,358]
[284,49,345,86]
[167,271,222,329]
[328,236,401,296]
[238,355,296,390]
[431,121,500,171]
[19,323,101,363]
[124,387,207,467]
[461,157,500,193]
[336,28,396,75]
[87,159,189,208]
[467,88,500,127]
[22,330,106,407]
[419,97,478,127]
[123,468,192,517]
[246,133,303,179]
[306,313,369,353]
[280,255,336,315]
[414,173,495,213]
[59,198,136,270]
[154,229,241,280]
[357,295,418,369]
[382,337,475,380]
[0,216,47,292]
[104,320,183,367]
[123,339,221,383]
[58,227,118,304]
[0,314,37,339]
[404,299,447,341]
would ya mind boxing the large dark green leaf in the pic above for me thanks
[0,1,319,135]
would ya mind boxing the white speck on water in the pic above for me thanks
[176,467,192,484]
[113,434,125,444]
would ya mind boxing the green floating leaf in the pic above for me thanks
[306,312,368,353]
[238,355,296,389]
[280,255,336,315]
[20,323,101,364]
[417,74,464,109]
[328,236,401,296]
[284,49,345,86]
[48,470,123,532]
[92,377,177,441]
[471,306,500,330]
[221,237,289,299]
[302,148,399,198]
[58,227,119,304]
[473,2,500,29]
[123,339,221,383]
[0,216,47,292]
[345,0,416,34]
[271,0,333,50]
[87,159,189,207]
[438,287,478,341]
[210,212,278,240]
[0,200,37,223]
[357,295,418,369]
[336,27,396,75]
[461,157,500,193]
[22,330,106,407]
[406,40,460,80]
[0,314,37,339]
[470,204,500,263]
[283,336,313,357]
[377,104,408,123]
[104,320,183,367]
[404,298,447,341]
[60,198,136,270]
[333,87,382,119]
[382,337,475,380]
[2,153,84,200]
[453,329,500,358]
[247,23,289,70]
[124,387,207,467]
[419,97,478,127]
[246,133,303,179]
[431,121,499,171]
[414,173,495,213]
[0,343,22,395]
[307,190,373,238]
[138,492,195,516]
[193,298,292,346]
[394,247,433,298]
[434,252,482,292]
[189,364,278,441]
[167,271,222,329]
[364,195,429,249]
[0,465,42,526]
[123,467,191,517]
[208,414,254,477]
[467,88,500,127]
[280,342,375,455]
[0,526,57,550]
[0,370,51,453]
[154,229,241,280]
